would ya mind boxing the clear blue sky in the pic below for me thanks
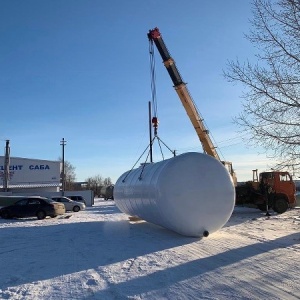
[0,0,274,183]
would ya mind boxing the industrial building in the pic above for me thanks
[0,156,61,193]
[0,156,93,206]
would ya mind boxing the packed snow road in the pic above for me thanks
[0,198,299,299]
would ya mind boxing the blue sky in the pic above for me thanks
[0,0,275,183]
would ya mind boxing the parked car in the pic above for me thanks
[67,195,87,205]
[0,196,65,220]
[51,196,85,212]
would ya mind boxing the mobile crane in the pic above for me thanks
[147,27,237,185]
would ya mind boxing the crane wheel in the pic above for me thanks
[273,198,288,214]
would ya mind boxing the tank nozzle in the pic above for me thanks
[203,230,209,237]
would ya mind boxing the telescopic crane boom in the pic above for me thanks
[148,27,236,183]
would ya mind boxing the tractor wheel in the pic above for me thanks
[273,198,288,214]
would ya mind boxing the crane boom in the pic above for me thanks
[148,27,220,159]
[147,27,236,184]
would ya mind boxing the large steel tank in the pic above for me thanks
[114,152,235,237]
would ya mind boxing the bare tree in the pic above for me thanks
[64,161,77,190]
[103,177,112,186]
[224,0,300,175]
[85,175,104,196]
[58,158,77,191]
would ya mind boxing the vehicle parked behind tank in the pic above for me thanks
[100,185,114,200]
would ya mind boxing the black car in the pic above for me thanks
[0,196,66,220]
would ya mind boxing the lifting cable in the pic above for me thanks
[121,135,176,183]
[122,39,176,183]
[149,39,159,136]
[148,38,175,161]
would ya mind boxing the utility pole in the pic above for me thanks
[3,140,10,192]
[60,138,66,195]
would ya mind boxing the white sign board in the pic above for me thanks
[0,156,61,185]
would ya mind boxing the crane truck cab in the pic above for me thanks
[235,170,296,214]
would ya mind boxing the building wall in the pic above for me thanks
[0,156,61,187]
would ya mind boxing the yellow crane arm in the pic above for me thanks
[148,27,237,185]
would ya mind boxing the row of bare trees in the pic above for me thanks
[84,175,113,196]
[61,160,113,194]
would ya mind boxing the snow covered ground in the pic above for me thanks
[0,198,299,300]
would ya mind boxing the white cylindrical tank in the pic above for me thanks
[114,152,235,237]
